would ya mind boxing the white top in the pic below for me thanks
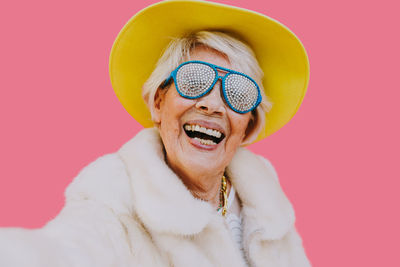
[218,186,249,265]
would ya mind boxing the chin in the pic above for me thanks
[183,158,221,175]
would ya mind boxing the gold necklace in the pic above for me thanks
[218,175,228,217]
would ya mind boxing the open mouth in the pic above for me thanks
[183,123,225,146]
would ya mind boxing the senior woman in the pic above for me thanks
[0,0,310,266]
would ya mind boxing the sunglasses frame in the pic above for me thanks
[163,60,262,114]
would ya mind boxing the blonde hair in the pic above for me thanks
[142,31,272,145]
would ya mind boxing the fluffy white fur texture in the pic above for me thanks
[0,128,311,267]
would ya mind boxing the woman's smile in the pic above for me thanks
[183,120,226,150]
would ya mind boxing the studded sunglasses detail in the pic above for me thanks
[163,60,262,114]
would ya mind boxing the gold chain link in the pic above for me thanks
[221,175,227,216]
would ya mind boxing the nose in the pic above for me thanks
[195,80,226,116]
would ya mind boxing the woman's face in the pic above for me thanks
[153,46,252,177]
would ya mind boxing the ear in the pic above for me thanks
[152,87,165,124]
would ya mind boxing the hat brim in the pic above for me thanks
[109,0,309,142]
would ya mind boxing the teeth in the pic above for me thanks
[194,137,217,145]
[184,124,223,138]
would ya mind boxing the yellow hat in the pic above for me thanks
[109,0,309,142]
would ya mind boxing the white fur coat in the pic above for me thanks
[0,128,311,266]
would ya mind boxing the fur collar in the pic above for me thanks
[118,128,295,241]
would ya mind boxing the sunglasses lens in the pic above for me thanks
[176,63,215,98]
[224,74,259,113]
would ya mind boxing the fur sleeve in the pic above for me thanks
[279,227,312,267]
[0,154,135,267]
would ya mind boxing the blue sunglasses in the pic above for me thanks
[162,60,262,114]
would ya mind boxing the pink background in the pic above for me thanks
[1,0,399,266]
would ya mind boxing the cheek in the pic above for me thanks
[159,93,185,124]
[158,93,194,142]
[230,113,251,139]
[225,112,251,152]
